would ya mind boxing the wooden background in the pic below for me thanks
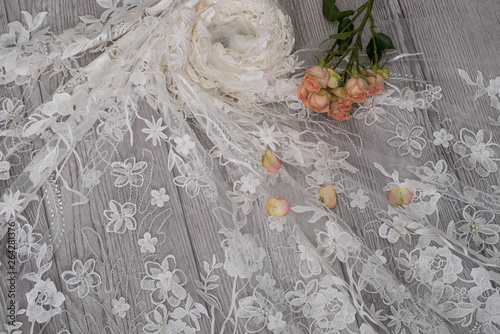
[1,0,500,333]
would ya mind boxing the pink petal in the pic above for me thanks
[262,151,281,173]
[266,198,289,217]
[387,188,413,206]
[319,185,337,209]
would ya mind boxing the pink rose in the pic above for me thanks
[365,69,387,96]
[329,98,352,121]
[331,88,353,113]
[306,89,331,113]
[305,66,329,88]
[297,83,309,102]
[345,77,369,103]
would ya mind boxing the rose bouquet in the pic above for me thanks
[298,0,394,120]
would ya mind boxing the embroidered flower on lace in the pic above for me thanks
[110,157,147,187]
[267,312,286,332]
[419,246,463,284]
[174,134,195,156]
[250,121,284,150]
[313,280,356,330]
[143,304,170,334]
[238,292,277,333]
[455,205,498,251]
[226,188,258,214]
[433,128,454,148]
[221,227,266,279]
[61,259,102,298]
[354,92,390,126]
[395,87,426,112]
[377,208,420,243]
[239,173,261,194]
[285,279,326,317]
[139,232,158,254]
[297,244,322,278]
[142,117,168,146]
[16,223,42,262]
[420,281,454,317]
[316,221,358,262]
[23,278,65,324]
[315,143,350,171]
[111,297,130,319]
[104,200,137,234]
[0,97,24,128]
[0,190,24,222]
[256,273,276,292]
[387,124,426,158]
[174,161,209,197]
[0,151,11,180]
[236,92,257,109]
[409,160,455,187]
[349,189,369,209]
[453,128,500,177]
[268,216,287,233]
[82,168,102,188]
[141,255,188,306]
[388,284,411,304]
[150,188,170,208]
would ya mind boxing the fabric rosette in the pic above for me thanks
[181,0,295,107]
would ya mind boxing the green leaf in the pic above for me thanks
[322,0,340,22]
[329,31,353,40]
[338,18,354,33]
[366,37,382,64]
[337,10,355,22]
[374,33,395,50]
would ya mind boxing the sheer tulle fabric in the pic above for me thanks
[0,0,499,333]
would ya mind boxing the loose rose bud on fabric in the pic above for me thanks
[306,89,331,113]
[387,187,413,206]
[262,151,281,173]
[319,185,337,208]
[345,77,369,103]
[365,69,387,96]
[266,198,290,217]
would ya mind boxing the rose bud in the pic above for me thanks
[331,88,353,113]
[387,187,413,206]
[266,198,290,217]
[377,68,389,79]
[297,83,310,102]
[365,69,387,96]
[328,107,351,121]
[319,185,337,208]
[326,69,341,89]
[304,76,321,93]
[345,77,369,103]
[262,151,281,173]
[305,66,329,88]
[306,89,331,113]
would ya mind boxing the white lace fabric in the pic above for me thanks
[0,0,500,333]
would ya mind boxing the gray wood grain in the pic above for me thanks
[1,0,500,333]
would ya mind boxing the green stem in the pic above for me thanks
[324,2,369,63]
[324,0,375,70]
